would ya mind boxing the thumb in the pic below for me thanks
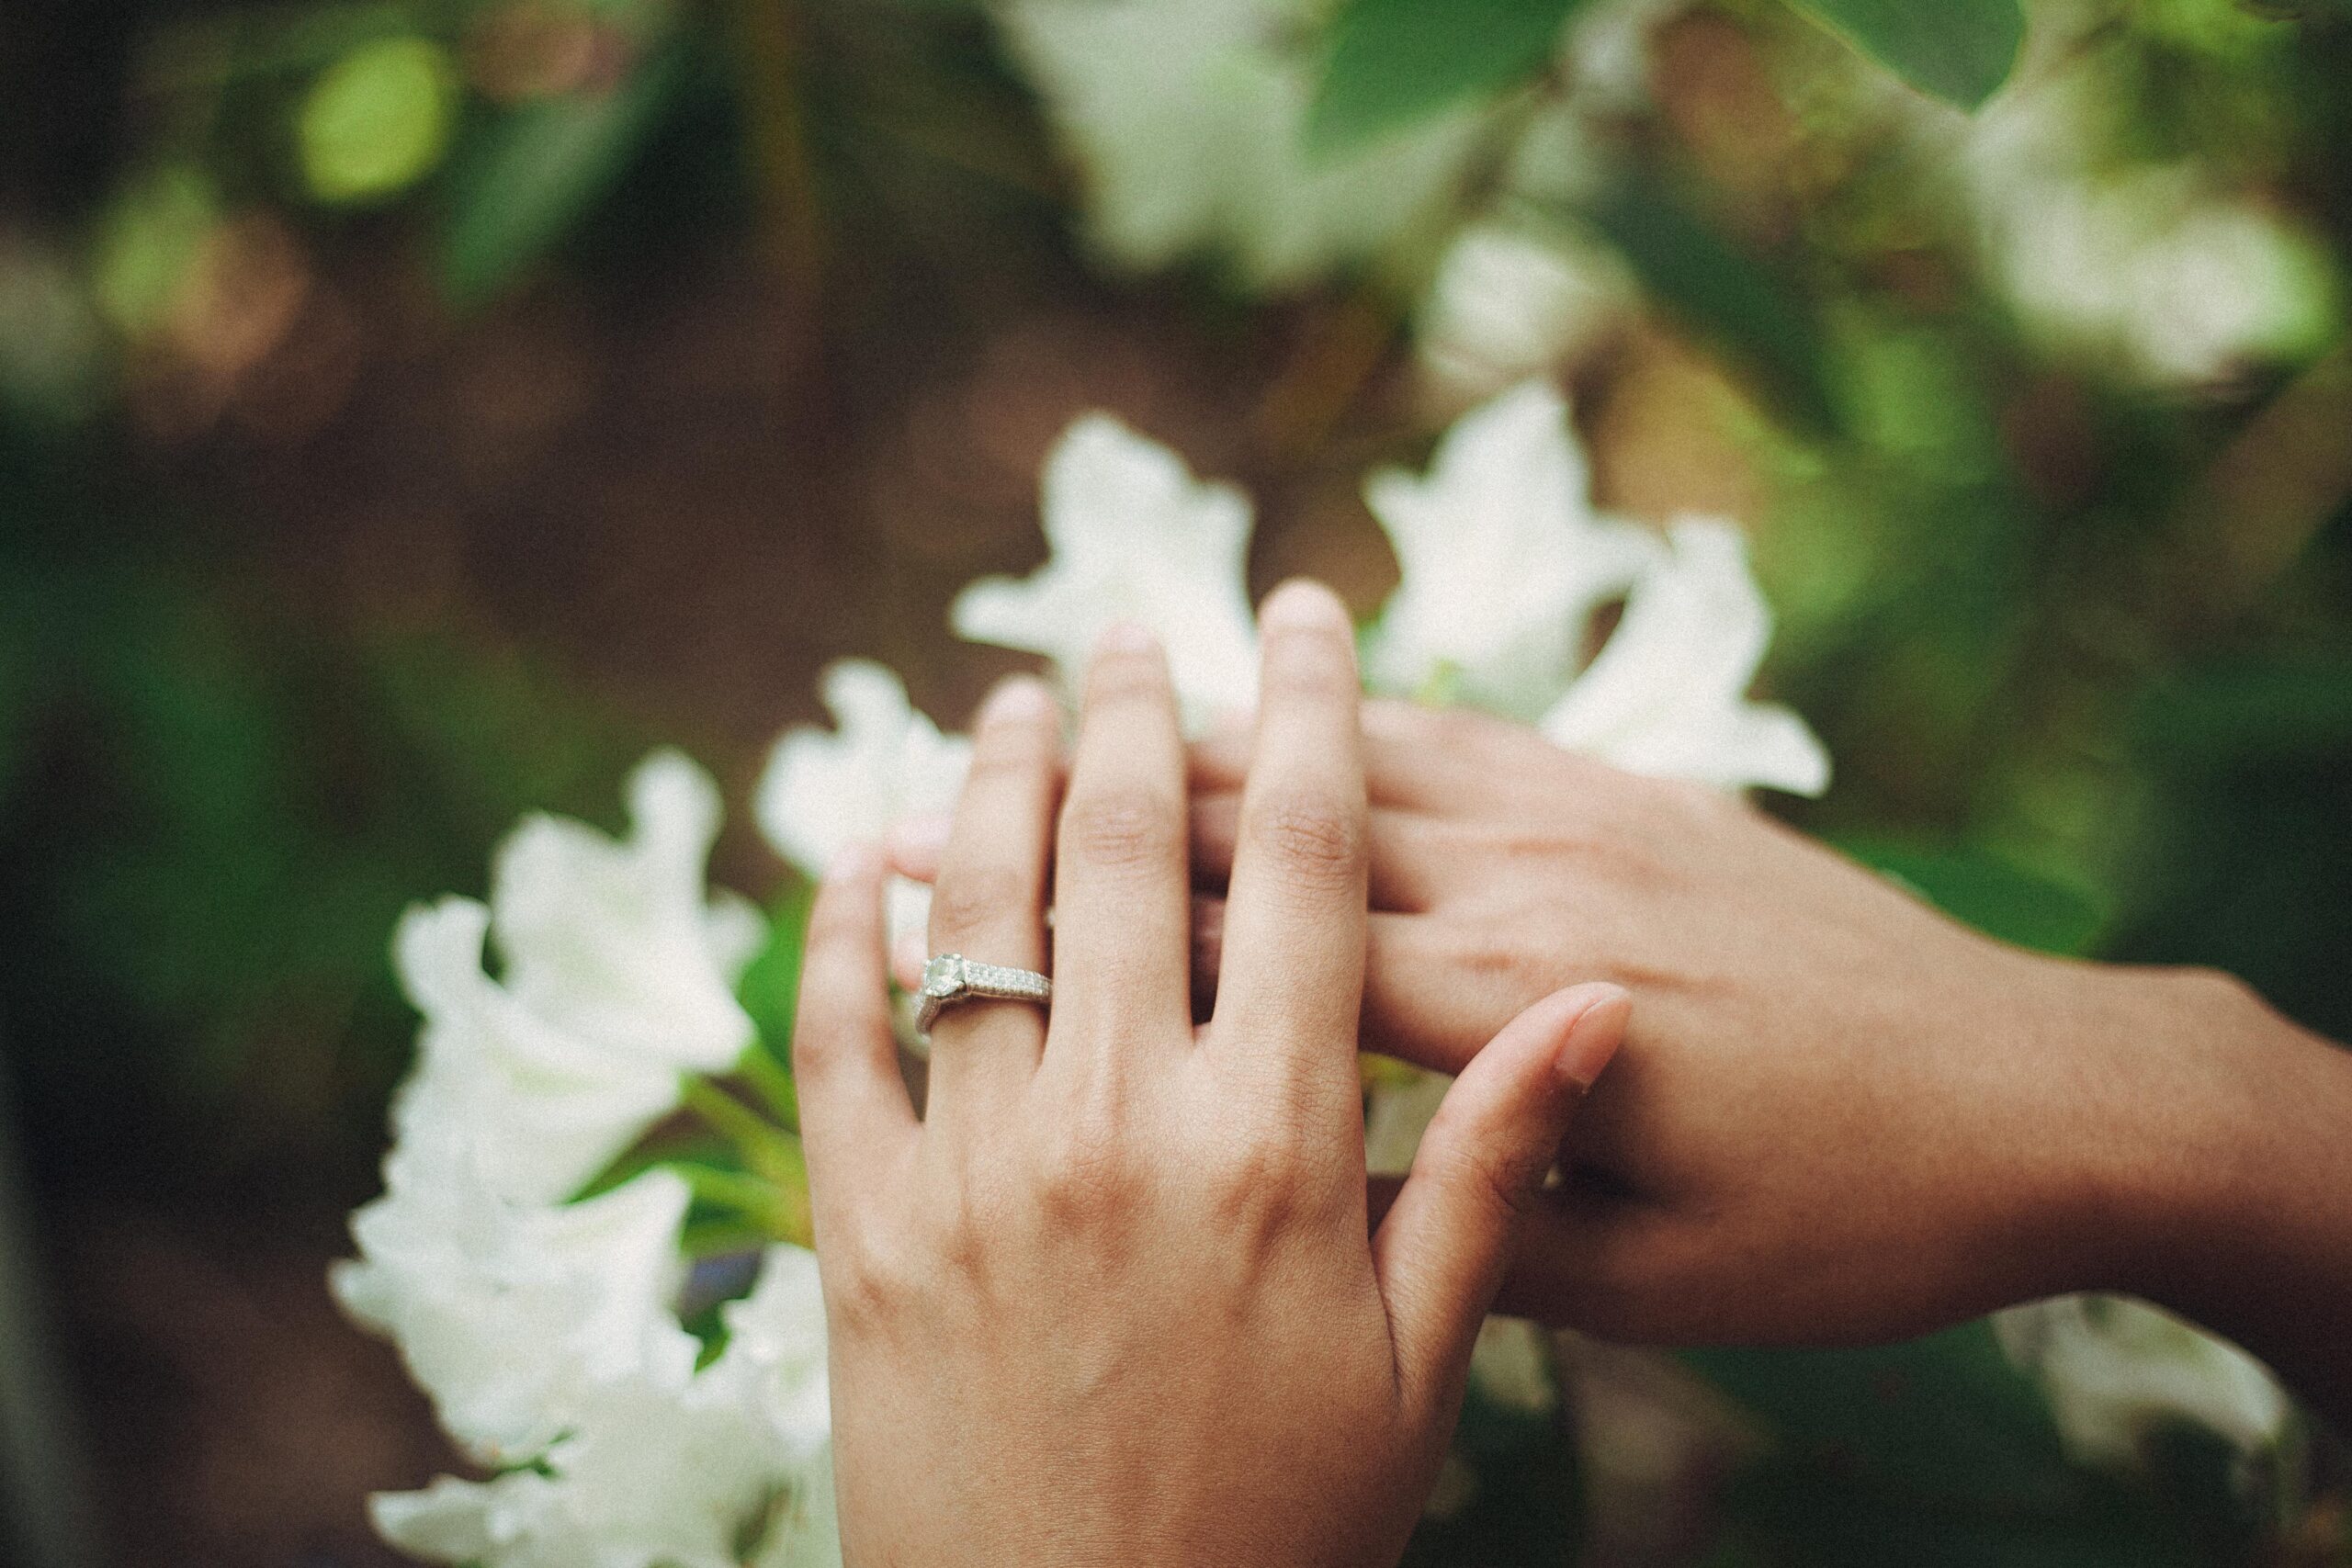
[1371,982,1630,1419]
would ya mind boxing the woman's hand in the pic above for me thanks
[1181,701,2351,1374]
[794,584,1630,1568]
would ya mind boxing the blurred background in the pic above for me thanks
[3,0,2349,1562]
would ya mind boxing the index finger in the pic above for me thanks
[1191,697,1510,812]
[1210,580,1367,1083]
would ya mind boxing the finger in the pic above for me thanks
[1050,624,1191,1058]
[1191,901,1495,1073]
[1364,1172,1657,1328]
[1190,696,1517,812]
[1372,983,1629,1419]
[793,846,921,1235]
[1192,793,1442,910]
[891,931,928,994]
[924,676,1061,1108]
[886,812,952,885]
[1212,581,1368,1081]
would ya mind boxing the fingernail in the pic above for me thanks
[828,842,880,881]
[978,673,1055,725]
[1096,621,1158,655]
[888,812,952,861]
[1259,579,1349,632]
[1555,985,1632,1090]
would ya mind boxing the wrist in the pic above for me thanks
[2061,964,2352,1423]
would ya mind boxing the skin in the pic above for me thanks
[894,692,2352,1434]
[793,583,1633,1568]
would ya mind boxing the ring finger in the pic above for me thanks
[922,673,1062,1116]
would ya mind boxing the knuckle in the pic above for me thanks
[1062,786,1182,874]
[965,738,1048,784]
[919,1184,989,1278]
[1260,627,1356,701]
[1030,1115,1139,1228]
[1207,1134,1350,1241]
[822,1227,913,1334]
[1426,1133,1540,1227]
[789,1018,842,1081]
[1085,650,1170,708]
[928,864,1034,943]
[1439,918,1544,992]
[1416,703,1493,756]
[1242,796,1363,889]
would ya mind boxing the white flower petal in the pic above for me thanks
[1539,519,1828,795]
[1995,1294,2290,1474]
[714,1247,832,1458]
[1364,379,1657,719]
[750,1444,842,1568]
[993,0,1485,291]
[492,750,757,1077]
[755,660,971,882]
[334,1165,695,1464]
[370,1385,762,1568]
[1415,229,1633,408]
[953,413,1260,729]
[393,898,684,1206]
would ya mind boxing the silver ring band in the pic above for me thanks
[916,953,1052,1036]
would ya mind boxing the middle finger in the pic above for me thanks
[1048,624,1193,1060]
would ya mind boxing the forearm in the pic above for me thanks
[2082,967,2352,1435]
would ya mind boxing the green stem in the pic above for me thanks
[736,1045,800,1132]
[683,1076,782,1153]
[677,1079,813,1247]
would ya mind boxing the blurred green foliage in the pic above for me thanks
[3,0,2350,1562]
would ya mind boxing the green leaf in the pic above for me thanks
[1579,182,1840,434]
[1307,0,1585,153]
[1784,0,2024,110]
[736,879,813,1057]
[2133,652,2352,763]
[438,43,688,310]
[1686,1323,2066,1502]
[298,35,456,205]
[1837,838,2105,955]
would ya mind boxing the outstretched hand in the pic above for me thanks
[899,692,2352,1394]
[795,583,1629,1568]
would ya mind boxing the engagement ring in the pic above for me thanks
[916,953,1052,1036]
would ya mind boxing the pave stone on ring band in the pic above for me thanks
[916,953,1053,1036]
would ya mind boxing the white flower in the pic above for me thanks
[392,897,686,1207]
[1414,228,1633,410]
[332,1160,695,1464]
[992,0,1484,291]
[1995,1294,2290,1474]
[954,413,1261,728]
[756,660,972,949]
[716,1246,833,1458]
[1363,379,1657,720]
[493,750,762,1077]
[1539,520,1829,795]
[1559,0,1688,111]
[748,1446,842,1568]
[370,1247,839,1568]
[1950,59,2336,387]
[370,1370,773,1568]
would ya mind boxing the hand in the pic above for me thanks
[793,584,1631,1568]
[1179,700,2345,1364]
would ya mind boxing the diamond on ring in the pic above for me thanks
[915,953,1052,1036]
